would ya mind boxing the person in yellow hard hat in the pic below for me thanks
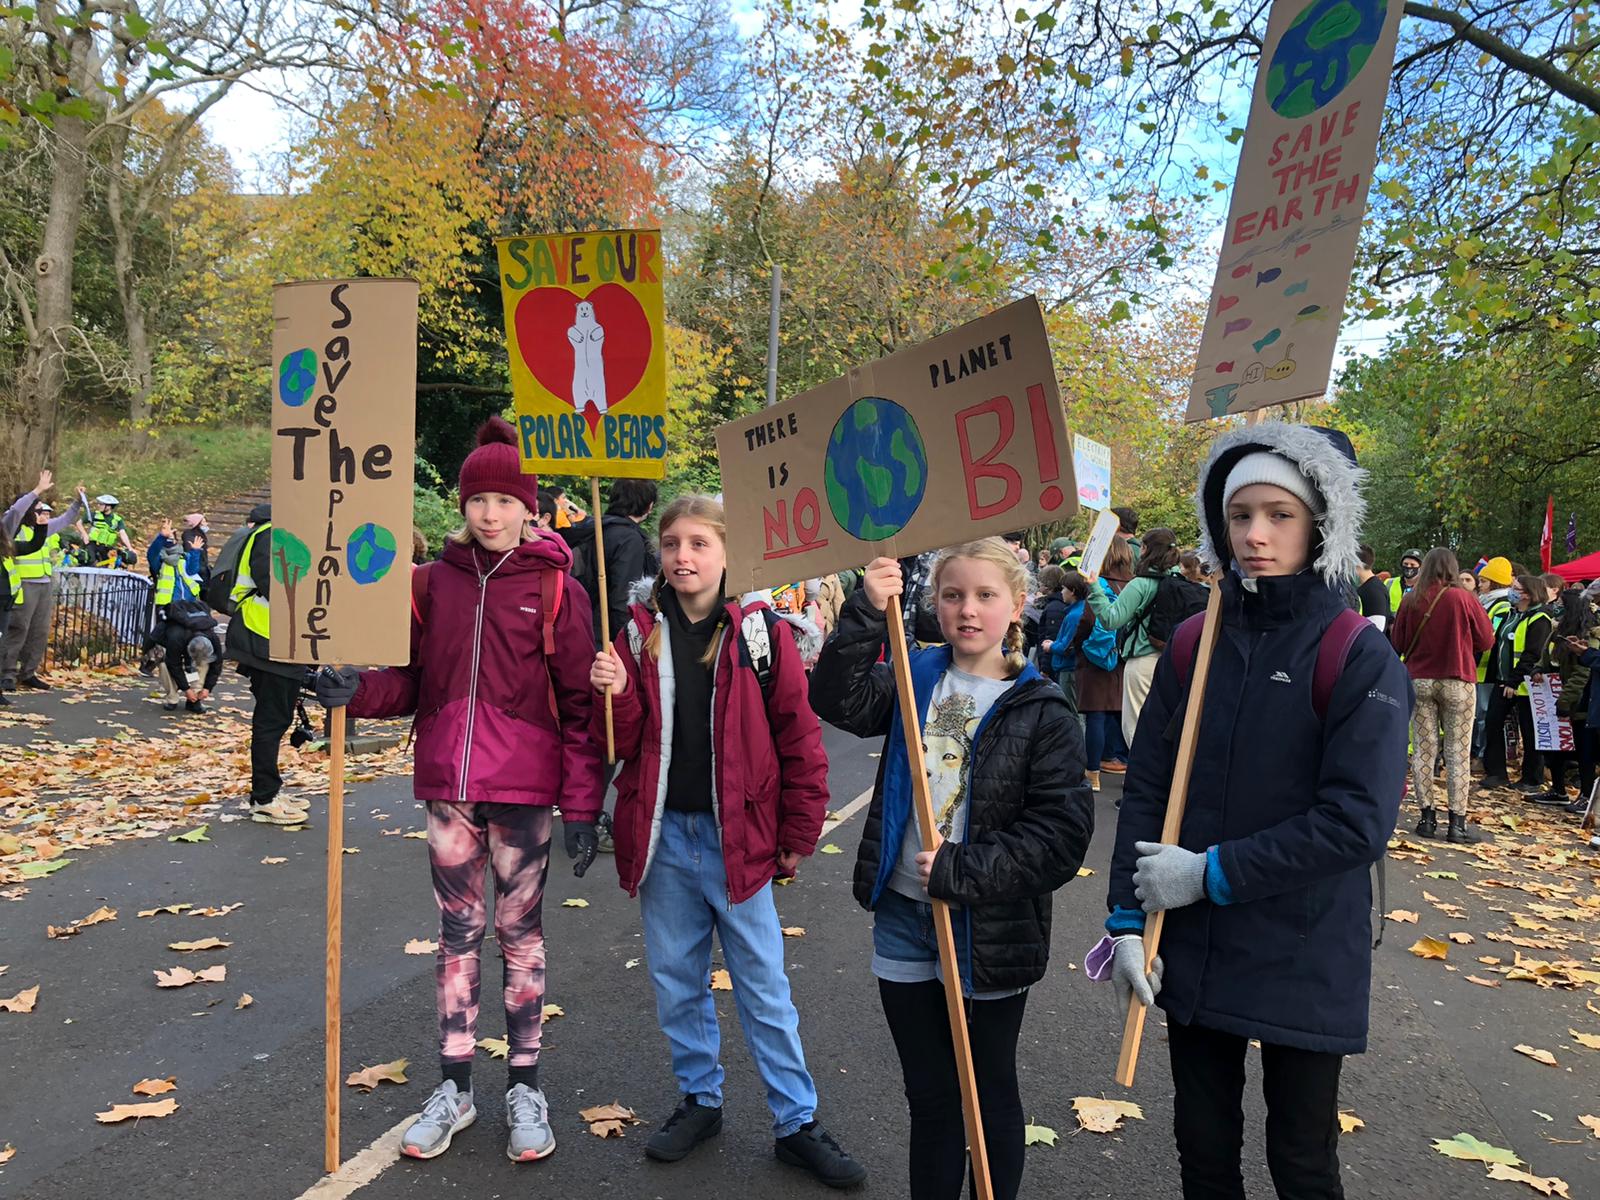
[1472,556,1515,764]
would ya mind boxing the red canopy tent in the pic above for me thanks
[1552,550,1600,583]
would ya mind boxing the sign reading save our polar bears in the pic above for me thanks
[1186,0,1404,420]
[495,230,667,480]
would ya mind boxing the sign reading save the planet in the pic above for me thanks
[1186,0,1403,421]
[495,230,667,480]
[269,279,418,667]
[717,297,1077,594]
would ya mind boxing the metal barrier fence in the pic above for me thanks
[47,568,153,670]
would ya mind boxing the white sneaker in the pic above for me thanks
[250,798,307,825]
[401,1080,476,1159]
[505,1083,555,1162]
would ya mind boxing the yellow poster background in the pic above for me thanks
[495,230,667,480]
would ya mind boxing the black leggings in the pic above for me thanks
[878,979,1027,1200]
[1482,689,1543,784]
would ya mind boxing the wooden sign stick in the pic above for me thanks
[1115,581,1224,1088]
[885,602,993,1200]
[591,476,616,764]
[325,702,347,1173]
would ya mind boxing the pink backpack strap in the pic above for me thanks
[1170,610,1207,684]
[540,567,563,657]
[1311,607,1368,720]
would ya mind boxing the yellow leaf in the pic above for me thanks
[403,830,428,839]
[260,857,287,865]
[476,1037,508,1059]
[79,906,117,927]
[1071,1096,1144,1133]
[1467,975,1502,988]
[404,939,437,955]
[561,898,589,908]
[95,1098,178,1124]
[235,993,253,1010]
[1568,1030,1600,1050]
[138,903,193,917]
[1484,1162,1571,1197]
[1024,1122,1059,1146]
[710,969,732,991]
[781,927,807,938]
[154,964,226,988]
[1579,1114,1600,1139]
[1337,1110,1364,1134]
[1514,1044,1558,1067]
[1076,866,1095,877]
[1409,937,1449,960]
[342,847,360,855]
[167,938,230,952]
[1431,1132,1522,1165]
[0,985,40,1013]
[542,1004,564,1021]
[132,1077,176,1096]
[345,1058,409,1091]
[819,844,843,854]
[1385,910,1419,924]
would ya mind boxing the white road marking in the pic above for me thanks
[821,787,873,837]
[296,787,875,1198]
[292,1116,410,1200]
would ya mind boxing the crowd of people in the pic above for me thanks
[5,415,1597,1200]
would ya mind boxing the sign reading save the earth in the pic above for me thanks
[495,230,667,480]
[716,297,1077,594]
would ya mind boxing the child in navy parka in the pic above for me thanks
[1099,423,1411,1198]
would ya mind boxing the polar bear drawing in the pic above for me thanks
[567,300,607,418]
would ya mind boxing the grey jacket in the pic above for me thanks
[3,490,85,540]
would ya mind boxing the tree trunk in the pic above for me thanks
[106,143,155,437]
[1,26,94,502]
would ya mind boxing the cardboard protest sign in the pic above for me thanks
[495,230,666,480]
[1528,676,1574,752]
[270,280,417,667]
[1073,434,1112,511]
[1078,509,1122,577]
[716,297,1076,594]
[1186,0,1404,421]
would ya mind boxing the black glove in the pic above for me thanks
[564,820,598,878]
[313,665,362,709]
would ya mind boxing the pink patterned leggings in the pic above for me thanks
[427,801,552,1070]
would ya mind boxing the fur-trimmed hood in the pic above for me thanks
[1195,422,1366,587]
[623,575,824,661]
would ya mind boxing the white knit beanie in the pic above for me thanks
[1221,451,1323,517]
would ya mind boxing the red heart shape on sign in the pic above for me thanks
[514,283,653,422]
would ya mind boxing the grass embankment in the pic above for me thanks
[56,424,271,542]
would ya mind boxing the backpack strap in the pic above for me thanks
[1311,608,1368,720]
[410,562,433,626]
[540,567,563,656]
[1170,610,1207,685]
[740,608,779,699]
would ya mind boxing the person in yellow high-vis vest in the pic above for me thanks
[1478,574,1555,791]
[0,520,22,707]
[1471,556,1515,762]
[0,471,86,693]
[221,504,310,825]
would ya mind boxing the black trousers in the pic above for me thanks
[1169,1020,1345,1200]
[247,668,301,804]
[878,979,1027,1200]
[1545,719,1596,796]
[1482,689,1544,784]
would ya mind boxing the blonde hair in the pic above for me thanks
[927,538,1029,675]
[645,493,728,666]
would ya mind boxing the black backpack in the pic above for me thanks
[204,524,256,615]
[1139,574,1210,653]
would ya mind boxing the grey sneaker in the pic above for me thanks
[250,798,307,825]
[400,1080,476,1159]
[505,1083,555,1162]
[596,811,615,854]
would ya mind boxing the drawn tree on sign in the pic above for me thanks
[271,530,313,641]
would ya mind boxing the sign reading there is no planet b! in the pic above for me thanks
[270,279,418,667]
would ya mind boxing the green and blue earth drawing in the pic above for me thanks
[1265,0,1388,119]
[823,396,928,541]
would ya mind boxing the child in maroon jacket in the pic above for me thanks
[588,493,866,1189]
[315,418,602,1165]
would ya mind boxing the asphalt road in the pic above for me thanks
[2,676,1598,1199]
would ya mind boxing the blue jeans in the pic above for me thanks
[1084,710,1125,769]
[639,810,817,1137]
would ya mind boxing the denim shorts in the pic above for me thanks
[871,887,1022,1000]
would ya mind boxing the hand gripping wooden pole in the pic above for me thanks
[325,703,347,1173]
[592,476,615,764]
[1115,581,1224,1089]
[885,603,993,1200]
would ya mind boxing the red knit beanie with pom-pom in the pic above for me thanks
[457,416,538,514]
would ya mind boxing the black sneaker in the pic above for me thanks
[775,1121,867,1190]
[0,691,9,707]
[185,700,206,714]
[1565,797,1591,815]
[1514,780,1548,795]
[1529,790,1571,806]
[1475,775,1510,792]
[644,1096,722,1163]
[16,676,49,691]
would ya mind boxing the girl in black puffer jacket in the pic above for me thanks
[810,537,1092,1200]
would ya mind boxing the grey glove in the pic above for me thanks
[564,820,598,878]
[313,665,362,709]
[1111,934,1163,1010]
[1133,841,1208,914]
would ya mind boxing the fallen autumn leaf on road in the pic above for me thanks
[1024,1122,1060,1146]
[131,1078,176,1096]
[0,985,39,1013]
[138,903,193,917]
[1567,1030,1600,1050]
[1448,932,1475,945]
[1385,910,1419,924]
[167,938,229,952]
[1338,1111,1364,1134]
[403,939,437,955]
[1483,1162,1571,1196]
[580,1102,639,1138]
[476,1037,508,1059]
[710,969,732,991]
[1071,1098,1143,1134]
[561,898,589,908]
[1579,1115,1600,1139]
[345,1059,408,1091]
[782,927,806,938]
[1514,1044,1558,1067]
[819,844,842,854]
[95,1098,178,1124]
[1432,1133,1522,1165]
[0,1144,12,1164]
[168,826,209,843]
[153,965,226,988]
[260,857,286,865]
[542,1004,564,1022]
[235,994,253,1010]
[1410,936,1449,960]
